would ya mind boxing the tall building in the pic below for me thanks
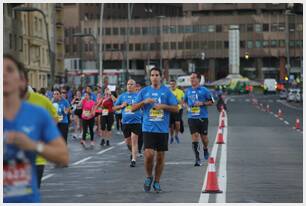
[64,3,302,85]
[3,3,65,90]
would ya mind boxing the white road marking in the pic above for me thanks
[41,174,54,182]
[117,141,125,145]
[72,156,93,165]
[274,114,278,118]
[284,121,289,125]
[97,146,114,154]
[230,99,235,102]
[245,99,250,102]
[165,161,194,165]
[276,100,303,111]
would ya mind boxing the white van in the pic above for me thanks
[263,78,277,94]
[177,75,205,88]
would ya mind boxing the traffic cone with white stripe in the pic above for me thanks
[221,111,225,118]
[295,118,300,130]
[216,129,225,144]
[266,104,271,112]
[219,118,225,128]
[278,109,283,119]
[203,157,222,193]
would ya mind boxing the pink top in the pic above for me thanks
[81,99,96,120]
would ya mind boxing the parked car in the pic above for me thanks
[287,88,301,102]
[279,89,288,99]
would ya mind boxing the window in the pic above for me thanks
[247,40,253,49]
[113,44,119,50]
[113,27,119,35]
[208,25,216,32]
[208,41,215,49]
[216,25,222,32]
[142,43,149,51]
[169,25,177,33]
[289,23,295,32]
[162,42,168,50]
[279,40,285,47]
[185,41,192,49]
[223,25,229,33]
[263,40,269,48]
[105,28,111,35]
[271,40,278,48]
[255,40,262,48]
[135,43,141,51]
[134,27,141,35]
[193,41,199,49]
[65,44,70,53]
[240,41,245,48]
[120,43,126,50]
[278,23,285,31]
[200,41,208,49]
[271,23,278,32]
[263,24,269,32]
[34,17,38,32]
[120,27,126,35]
[216,41,222,49]
[289,40,295,48]
[142,27,149,35]
[156,43,160,50]
[163,26,169,33]
[247,24,253,32]
[73,44,77,52]
[19,36,23,51]
[178,25,184,33]
[185,25,193,33]
[14,34,17,50]
[254,24,262,32]
[224,41,229,49]
[74,59,78,70]
[200,25,208,33]
[129,44,134,51]
[170,42,176,50]
[239,24,246,32]
[150,43,155,50]
[88,28,91,34]
[65,28,69,37]
[85,43,89,52]
[178,42,184,50]
[84,28,87,34]
[296,40,302,48]
[193,25,200,33]
[105,44,112,51]
[128,27,134,35]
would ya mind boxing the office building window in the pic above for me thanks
[270,40,278,48]
[89,43,93,51]
[271,23,278,32]
[279,40,285,47]
[65,28,69,37]
[247,40,253,49]
[185,41,192,49]
[169,25,177,33]
[113,44,119,50]
[247,24,253,32]
[178,42,184,50]
[224,41,229,49]
[170,42,176,50]
[150,43,155,50]
[142,27,148,35]
[255,40,262,48]
[105,28,111,35]
[156,43,161,50]
[193,41,199,49]
[120,27,126,35]
[200,25,208,33]
[216,41,222,49]
[128,27,134,35]
[185,25,193,33]
[113,27,119,35]
[223,25,229,33]
[73,44,77,52]
[135,43,141,51]
[105,44,112,51]
[142,43,149,51]
[200,41,208,49]
[208,25,216,32]
[208,41,215,49]
[240,41,245,48]
[278,23,285,31]
[296,40,302,48]
[65,44,70,53]
[88,28,92,34]
[289,40,295,48]
[178,25,184,33]
[85,43,89,52]
[84,28,87,34]
[163,42,169,50]
[134,27,141,35]
[216,25,222,32]
[254,24,262,32]
[129,44,134,51]
[193,25,200,33]
[263,24,269,32]
[297,24,303,31]
[289,23,295,32]
[263,40,269,48]
[239,24,246,32]
[163,26,169,33]
[120,43,126,50]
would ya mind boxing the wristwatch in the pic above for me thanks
[36,142,45,153]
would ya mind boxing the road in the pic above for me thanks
[40,94,303,203]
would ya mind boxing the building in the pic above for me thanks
[64,3,303,85]
[3,3,65,90]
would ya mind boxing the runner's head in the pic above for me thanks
[53,89,62,101]
[104,87,111,96]
[76,90,81,98]
[84,91,91,100]
[190,72,201,87]
[86,85,92,93]
[169,80,177,90]
[3,54,26,98]
[61,88,67,99]
[150,67,162,87]
[127,79,136,92]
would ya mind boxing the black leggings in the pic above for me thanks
[36,165,45,189]
[82,118,95,141]
[138,132,143,153]
[115,113,122,131]
[57,123,69,144]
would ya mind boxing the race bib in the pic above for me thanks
[149,108,164,121]
[102,109,109,116]
[124,105,134,114]
[4,159,33,198]
[97,106,103,111]
[82,110,91,118]
[191,106,200,116]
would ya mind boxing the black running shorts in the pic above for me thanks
[143,132,168,151]
[101,113,114,131]
[188,118,208,135]
[169,111,181,126]
[122,123,142,138]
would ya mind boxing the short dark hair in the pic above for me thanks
[4,53,28,81]
[150,67,162,76]
[170,79,176,83]
[191,72,201,80]
[53,89,61,94]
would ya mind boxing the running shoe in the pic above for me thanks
[106,140,110,146]
[170,137,174,144]
[143,176,153,192]
[90,141,95,148]
[152,181,162,193]
[175,136,180,144]
[137,153,143,158]
[100,139,105,146]
[80,140,87,149]
[194,160,201,167]
[130,160,136,167]
[204,149,209,160]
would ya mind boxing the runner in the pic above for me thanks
[97,87,116,146]
[71,90,83,139]
[169,80,185,144]
[80,92,96,148]
[183,72,214,167]
[52,89,70,144]
[113,79,142,167]
[95,89,103,139]
[135,83,143,157]
[3,54,69,203]
[132,67,178,193]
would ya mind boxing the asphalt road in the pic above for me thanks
[40,94,303,203]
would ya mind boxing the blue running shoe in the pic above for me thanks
[170,137,174,144]
[204,149,209,160]
[153,181,162,193]
[144,176,153,192]
[175,136,180,144]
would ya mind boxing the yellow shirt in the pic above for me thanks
[27,92,59,165]
[171,88,185,110]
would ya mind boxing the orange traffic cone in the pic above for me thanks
[278,109,283,119]
[216,129,225,144]
[203,157,222,193]
[296,118,300,130]
[219,118,225,128]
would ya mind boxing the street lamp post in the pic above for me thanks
[13,6,55,87]
[156,16,166,75]
[144,8,153,67]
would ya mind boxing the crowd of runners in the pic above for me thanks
[4,54,218,203]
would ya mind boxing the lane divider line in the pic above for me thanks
[117,141,125,145]
[284,121,289,125]
[41,174,54,182]
[72,156,93,165]
[97,146,115,155]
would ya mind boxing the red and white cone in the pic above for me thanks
[266,104,271,112]
[295,118,300,130]
[216,129,225,144]
[219,118,225,128]
[278,109,283,119]
[203,157,222,193]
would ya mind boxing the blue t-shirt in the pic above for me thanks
[82,92,97,102]
[135,85,177,133]
[3,102,61,203]
[53,98,70,124]
[184,86,213,119]
[114,92,142,124]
